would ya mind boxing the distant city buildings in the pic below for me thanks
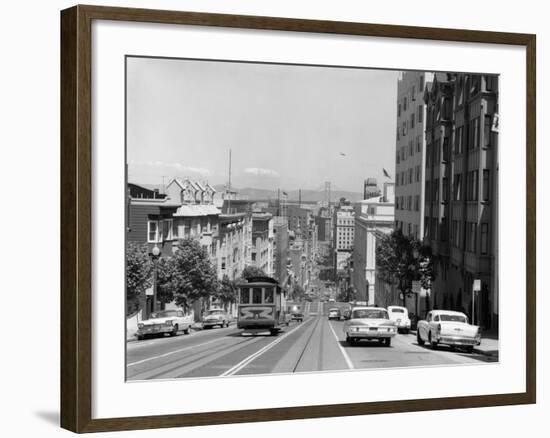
[333,202,355,285]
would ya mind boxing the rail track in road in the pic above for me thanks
[291,316,323,372]
[127,334,265,380]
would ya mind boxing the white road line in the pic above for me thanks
[221,319,313,376]
[328,321,354,370]
[127,338,222,367]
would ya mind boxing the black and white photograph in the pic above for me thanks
[125,57,500,381]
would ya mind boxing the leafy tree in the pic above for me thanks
[126,242,152,316]
[291,284,306,301]
[241,265,268,280]
[337,285,357,303]
[215,275,238,309]
[158,239,219,310]
[155,257,175,305]
[376,229,435,307]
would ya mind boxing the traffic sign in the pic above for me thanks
[473,279,481,292]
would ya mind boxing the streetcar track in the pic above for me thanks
[317,315,325,371]
[130,337,257,380]
[292,316,322,373]
[222,318,315,376]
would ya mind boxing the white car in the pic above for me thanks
[416,310,481,352]
[328,307,342,320]
[137,309,192,340]
[202,308,231,329]
[387,306,411,333]
[343,307,397,346]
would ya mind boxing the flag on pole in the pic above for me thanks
[282,191,288,196]
[383,168,391,179]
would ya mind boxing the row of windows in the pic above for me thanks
[239,287,275,304]
[397,76,425,118]
[395,165,422,186]
[396,105,425,140]
[396,135,423,164]
[425,115,495,169]
[425,218,490,255]
[396,195,420,212]
[395,221,420,240]
[425,169,491,204]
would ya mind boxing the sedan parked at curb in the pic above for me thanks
[416,310,481,352]
[343,307,397,346]
[202,308,231,329]
[388,306,411,333]
[137,309,192,340]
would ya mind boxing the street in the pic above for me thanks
[127,301,496,381]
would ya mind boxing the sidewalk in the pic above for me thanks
[474,336,499,357]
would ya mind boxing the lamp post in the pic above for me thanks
[412,248,420,319]
[150,245,161,317]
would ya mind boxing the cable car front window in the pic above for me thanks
[252,288,262,304]
[264,288,274,303]
[240,287,250,304]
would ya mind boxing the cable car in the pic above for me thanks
[237,276,287,335]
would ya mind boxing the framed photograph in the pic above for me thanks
[60,4,536,433]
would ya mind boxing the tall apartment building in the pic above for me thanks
[424,73,499,330]
[272,216,289,285]
[333,204,355,275]
[395,71,433,239]
[251,212,274,277]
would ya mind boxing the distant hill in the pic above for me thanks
[213,185,363,203]
[132,182,363,203]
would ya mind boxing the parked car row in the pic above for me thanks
[136,307,232,340]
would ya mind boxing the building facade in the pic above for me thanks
[333,204,355,272]
[251,212,274,277]
[352,183,395,305]
[395,71,433,239]
[272,216,290,285]
[424,73,499,330]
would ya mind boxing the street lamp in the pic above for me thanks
[151,244,161,318]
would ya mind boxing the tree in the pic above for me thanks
[158,239,219,311]
[241,265,268,280]
[291,284,306,301]
[126,242,152,317]
[337,285,357,303]
[155,257,175,305]
[376,229,435,307]
[215,275,238,309]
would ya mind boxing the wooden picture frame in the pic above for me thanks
[60,4,536,433]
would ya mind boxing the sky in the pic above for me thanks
[127,57,399,193]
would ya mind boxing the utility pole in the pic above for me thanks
[227,148,232,214]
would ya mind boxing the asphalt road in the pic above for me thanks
[126,301,495,381]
